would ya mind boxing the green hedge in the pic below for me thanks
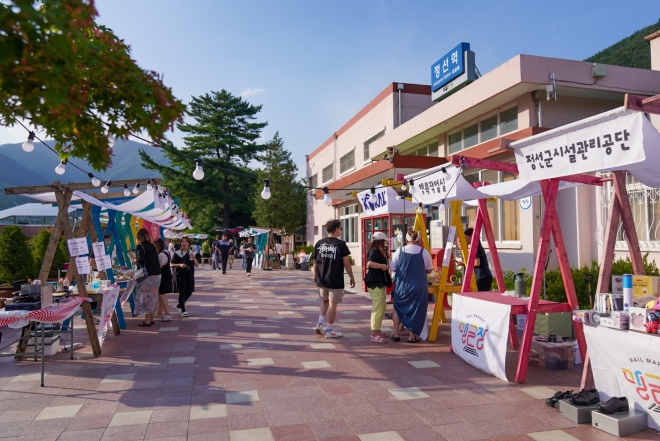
[0,226,35,285]
[500,254,659,309]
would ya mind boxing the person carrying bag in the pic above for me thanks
[364,232,391,344]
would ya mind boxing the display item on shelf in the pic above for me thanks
[570,388,600,406]
[545,390,574,408]
[645,311,659,334]
[597,397,629,414]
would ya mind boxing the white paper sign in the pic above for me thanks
[92,241,106,257]
[513,109,646,182]
[451,294,511,382]
[441,226,457,268]
[95,255,112,272]
[74,257,91,274]
[67,238,89,257]
[412,165,457,206]
[97,286,120,347]
[584,326,660,430]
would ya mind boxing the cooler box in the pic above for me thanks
[534,312,573,338]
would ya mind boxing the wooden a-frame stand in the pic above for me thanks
[428,200,476,341]
[580,170,645,389]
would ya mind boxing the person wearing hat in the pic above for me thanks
[457,227,493,292]
[364,232,391,343]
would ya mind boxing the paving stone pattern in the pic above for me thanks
[0,266,656,440]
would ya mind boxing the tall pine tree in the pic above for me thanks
[253,133,306,234]
[140,90,267,231]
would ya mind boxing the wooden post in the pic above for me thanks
[515,179,560,383]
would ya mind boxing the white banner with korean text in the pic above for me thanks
[409,165,484,206]
[512,108,660,185]
[451,294,510,382]
[356,186,410,216]
[97,286,120,347]
[584,326,660,430]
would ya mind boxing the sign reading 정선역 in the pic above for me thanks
[451,294,511,382]
[431,42,470,92]
[513,109,647,182]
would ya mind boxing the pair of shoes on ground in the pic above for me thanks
[370,332,390,343]
[161,315,171,322]
[313,323,342,338]
[570,388,600,406]
[545,390,573,408]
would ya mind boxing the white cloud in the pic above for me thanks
[240,87,265,97]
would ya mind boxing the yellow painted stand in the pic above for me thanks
[428,200,476,342]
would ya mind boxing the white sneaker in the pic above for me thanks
[325,329,342,338]
[181,311,189,317]
[162,315,171,322]
[248,273,251,277]
[175,305,182,313]
[313,323,323,335]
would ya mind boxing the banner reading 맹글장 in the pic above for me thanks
[584,325,660,430]
[451,294,511,382]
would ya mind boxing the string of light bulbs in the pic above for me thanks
[15,119,459,209]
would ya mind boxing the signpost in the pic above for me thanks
[431,42,476,102]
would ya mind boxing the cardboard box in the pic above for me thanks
[632,275,659,297]
[629,307,649,332]
[612,275,660,297]
[599,312,629,330]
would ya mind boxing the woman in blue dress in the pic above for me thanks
[389,231,434,342]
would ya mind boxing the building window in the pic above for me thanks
[313,226,319,236]
[363,129,385,162]
[409,139,439,157]
[322,164,333,184]
[340,204,359,243]
[339,149,355,175]
[461,170,519,242]
[606,173,660,248]
[500,106,518,135]
[447,106,518,153]
[308,174,317,189]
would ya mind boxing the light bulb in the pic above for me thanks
[55,159,67,175]
[401,182,407,191]
[101,181,111,193]
[88,173,101,187]
[132,183,140,194]
[123,184,130,197]
[147,180,153,191]
[107,132,115,149]
[370,187,375,195]
[193,159,204,180]
[409,178,417,195]
[261,179,271,200]
[439,200,446,211]
[22,132,35,152]
[441,167,451,181]
[322,187,332,205]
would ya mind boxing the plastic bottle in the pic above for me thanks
[623,273,633,311]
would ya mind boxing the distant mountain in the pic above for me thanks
[0,138,170,210]
[585,19,660,69]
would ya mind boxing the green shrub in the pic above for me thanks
[293,244,314,255]
[31,229,70,279]
[0,226,35,285]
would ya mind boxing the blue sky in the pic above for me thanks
[1,1,658,175]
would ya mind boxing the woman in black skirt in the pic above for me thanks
[154,238,172,322]
[171,236,198,317]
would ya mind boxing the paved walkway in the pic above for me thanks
[0,267,655,440]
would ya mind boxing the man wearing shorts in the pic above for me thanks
[313,219,355,338]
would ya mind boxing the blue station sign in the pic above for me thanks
[431,42,470,92]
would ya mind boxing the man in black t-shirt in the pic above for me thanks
[461,227,493,292]
[313,219,355,338]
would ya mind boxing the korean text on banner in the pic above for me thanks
[97,286,120,347]
[513,109,646,182]
[412,166,456,206]
[451,294,510,382]
[583,326,660,430]
[67,238,89,256]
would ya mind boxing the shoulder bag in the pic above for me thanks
[134,244,149,283]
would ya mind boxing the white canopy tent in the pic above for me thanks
[0,203,77,220]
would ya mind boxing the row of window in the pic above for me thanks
[448,106,518,155]
[310,107,518,187]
